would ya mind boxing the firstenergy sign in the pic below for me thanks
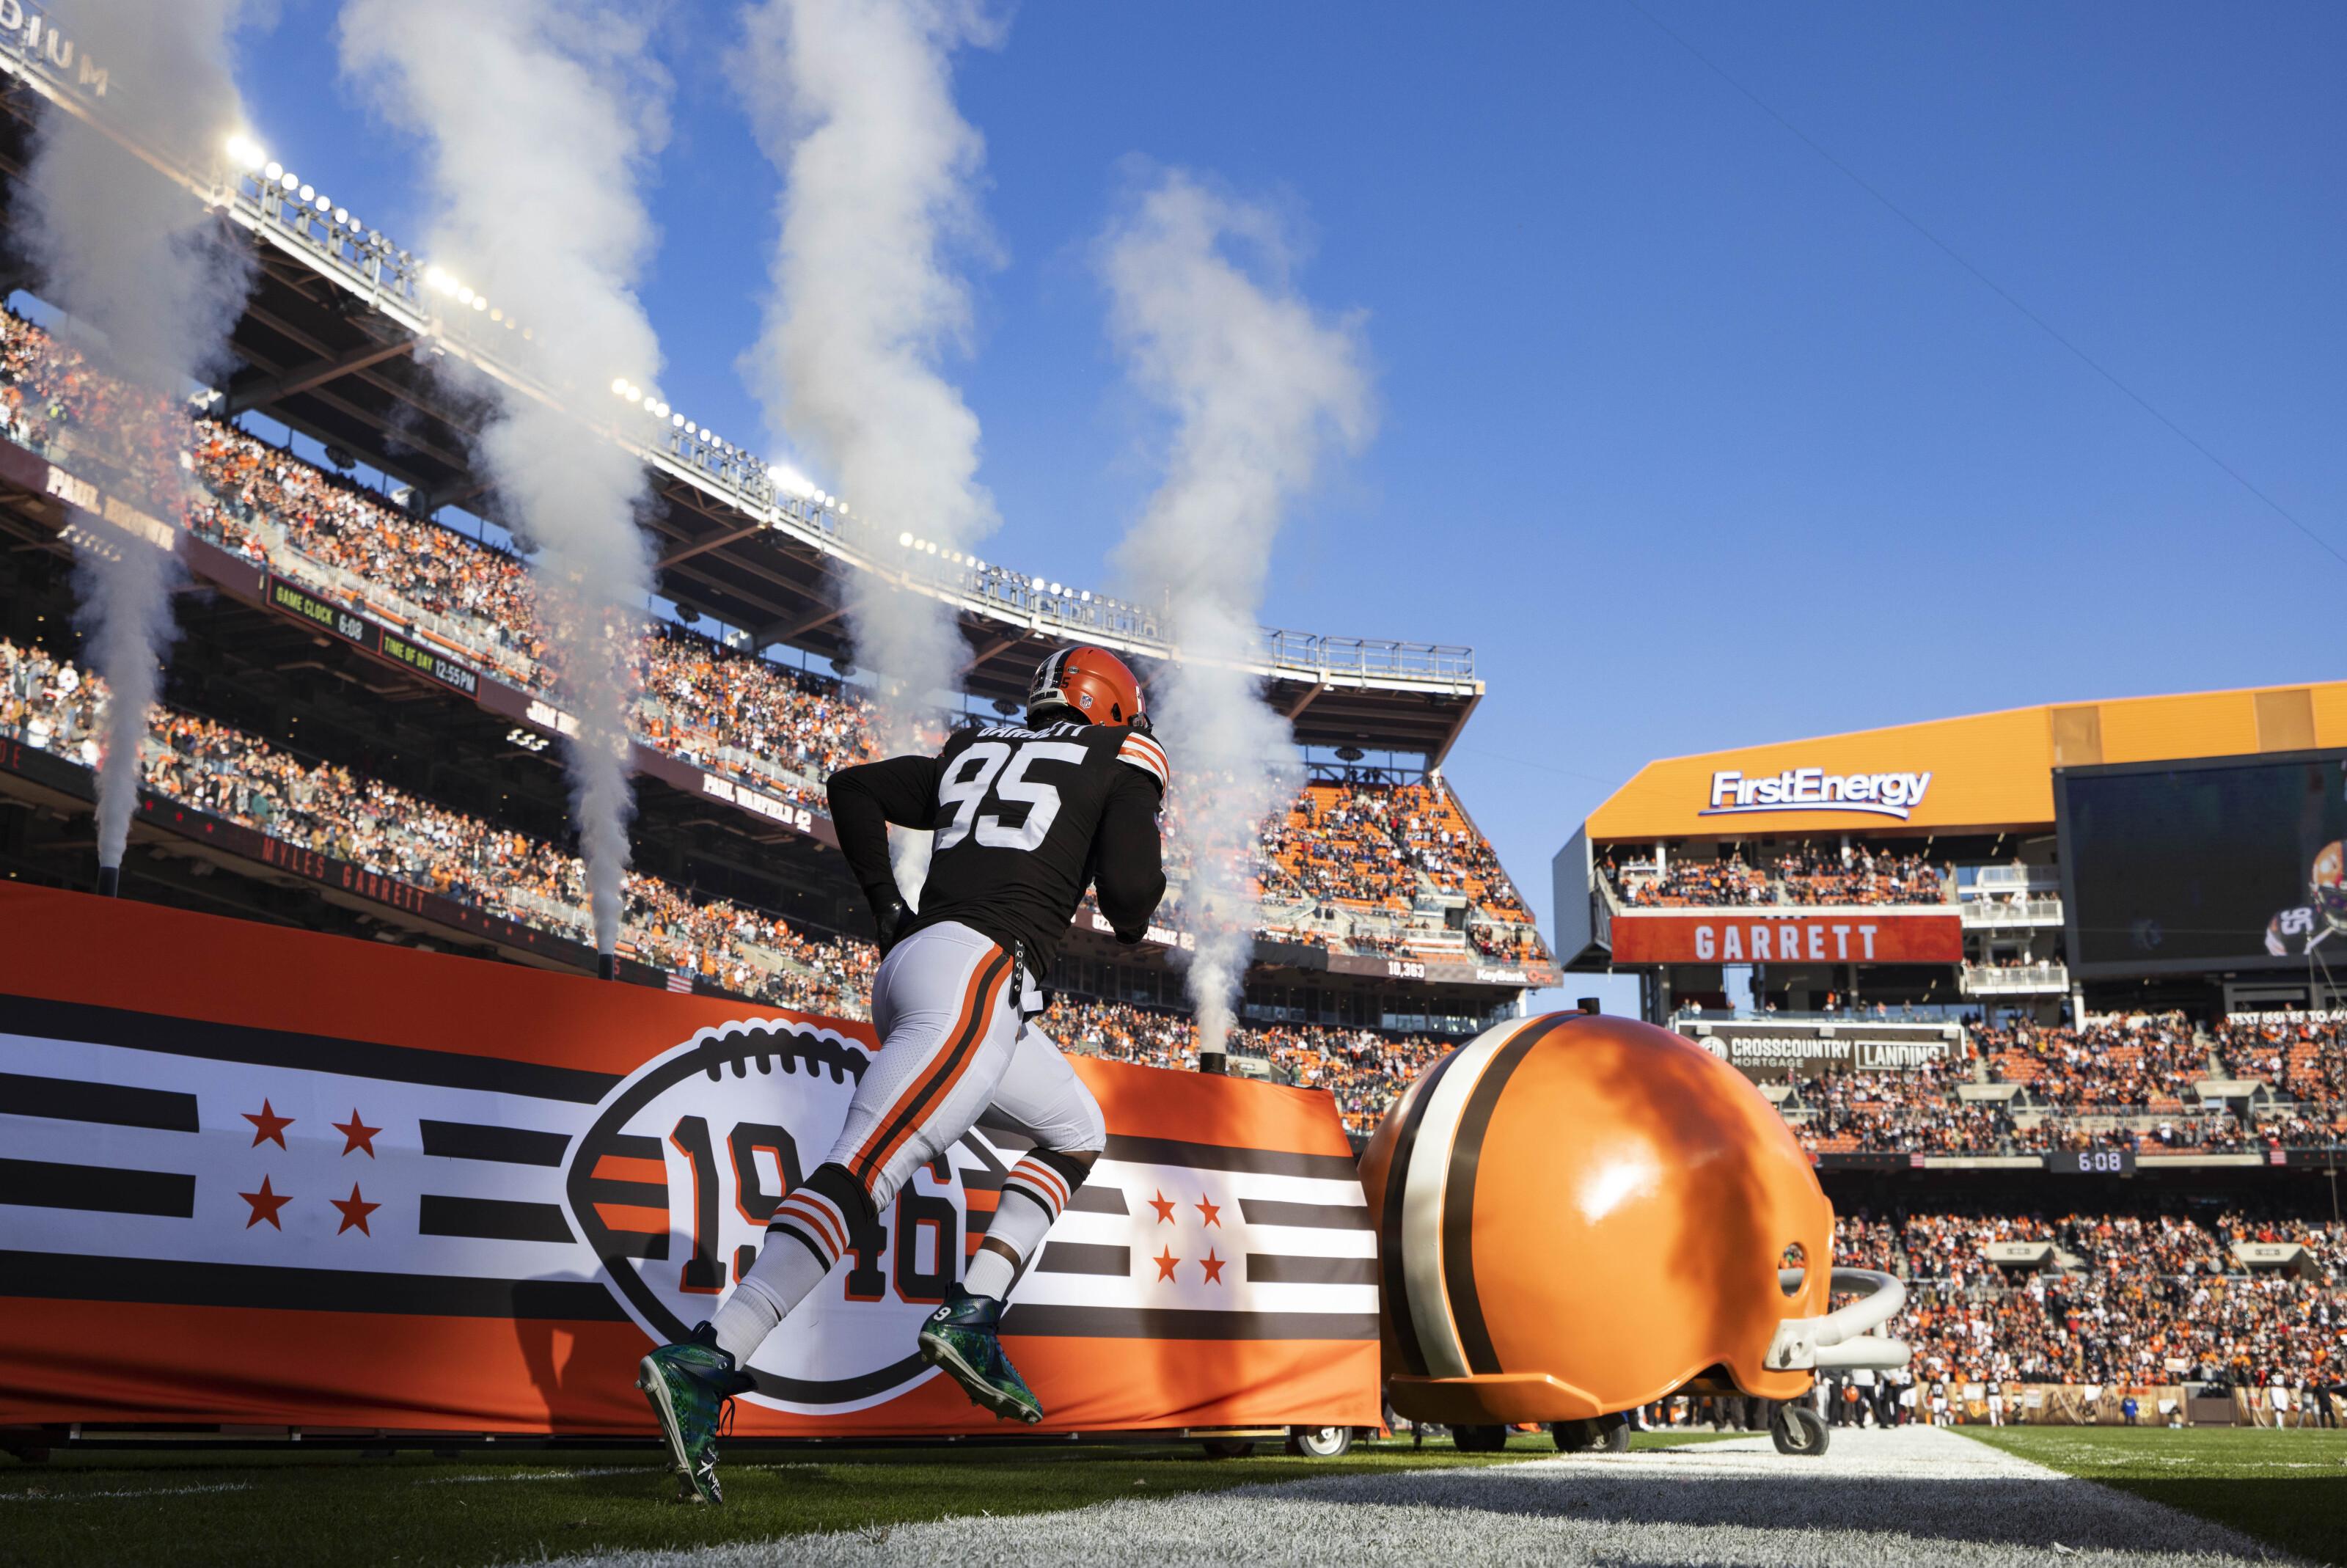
[1705,766,1933,822]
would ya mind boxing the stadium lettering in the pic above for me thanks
[1704,766,1933,821]
[43,464,95,512]
[0,7,107,95]
[1693,921,1879,962]
[524,697,581,739]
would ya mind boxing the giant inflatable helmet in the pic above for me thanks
[1362,1011,1907,1428]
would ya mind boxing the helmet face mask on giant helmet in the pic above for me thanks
[1028,645,1149,730]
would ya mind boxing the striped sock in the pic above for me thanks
[967,1149,1088,1300]
[711,1166,868,1363]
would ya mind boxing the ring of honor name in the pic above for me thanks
[1,996,1377,1424]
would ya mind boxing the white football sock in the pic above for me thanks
[961,1245,1017,1301]
[709,1234,831,1363]
[967,1182,1060,1300]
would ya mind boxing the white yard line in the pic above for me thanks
[421,1466,657,1486]
[518,1426,2303,1568]
[0,1481,253,1503]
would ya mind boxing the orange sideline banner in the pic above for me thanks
[0,885,1379,1435]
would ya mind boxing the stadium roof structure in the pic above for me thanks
[0,40,1482,763]
[1582,678,2347,842]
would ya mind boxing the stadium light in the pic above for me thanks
[611,378,629,395]
[898,531,913,547]
[225,133,266,172]
[333,207,349,225]
[263,159,283,181]
[279,171,298,192]
[670,412,684,428]
[299,183,315,202]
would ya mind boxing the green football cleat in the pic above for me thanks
[637,1323,752,1504]
[917,1286,1044,1424]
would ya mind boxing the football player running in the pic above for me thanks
[2266,841,2347,961]
[637,646,1168,1503]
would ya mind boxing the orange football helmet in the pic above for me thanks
[1028,645,1148,729]
[1361,1012,1906,1429]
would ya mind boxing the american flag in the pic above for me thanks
[665,972,693,994]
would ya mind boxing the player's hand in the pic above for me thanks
[876,897,911,955]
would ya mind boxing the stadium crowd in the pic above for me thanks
[0,304,1550,961]
[1605,845,1952,907]
[1,637,878,1016]
[1784,1011,2347,1155]
[1836,1206,2346,1397]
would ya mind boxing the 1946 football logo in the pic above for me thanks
[565,1017,1002,1415]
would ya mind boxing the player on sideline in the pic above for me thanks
[637,645,1168,1503]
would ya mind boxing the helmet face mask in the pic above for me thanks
[2314,843,2347,934]
[1028,645,1147,729]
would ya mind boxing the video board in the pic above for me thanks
[2057,749,2347,978]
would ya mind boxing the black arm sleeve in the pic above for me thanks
[1092,768,1168,943]
[827,755,942,916]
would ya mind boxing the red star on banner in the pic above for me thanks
[244,1099,293,1150]
[332,1110,380,1158]
[240,1174,290,1230]
[331,1184,380,1237]
[1146,1190,1176,1224]
[1152,1246,1180,1282]
[1200,1248,1226,1285]
[1196,1195,1222,1228]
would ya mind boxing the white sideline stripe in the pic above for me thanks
[513,1426,2300,1568]
[417,1461,828,1488]
[420,1466,651,1485]
[0,1481,252,1502]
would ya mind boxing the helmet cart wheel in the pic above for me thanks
[1286,1425,1355,1459]
[1451,1424,1510,1453]
[1553,1414,1631,1452]
[1771,1402,1830,1457]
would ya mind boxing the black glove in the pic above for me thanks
[874,896,910,956]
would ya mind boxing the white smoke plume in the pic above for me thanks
[342,0,668,955]
[734,0,999,838]
[1102,170,1373,1058]
[26,3,258,877]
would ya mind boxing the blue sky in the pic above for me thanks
[229,1,2347,1014]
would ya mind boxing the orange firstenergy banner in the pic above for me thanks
[1608,909,1963,966]
[0,884,1377,1435]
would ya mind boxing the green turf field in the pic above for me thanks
[1963,1426,2347,1566]
[5,1432,1722,1568]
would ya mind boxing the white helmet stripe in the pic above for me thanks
[1395,1014,1550,1379]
